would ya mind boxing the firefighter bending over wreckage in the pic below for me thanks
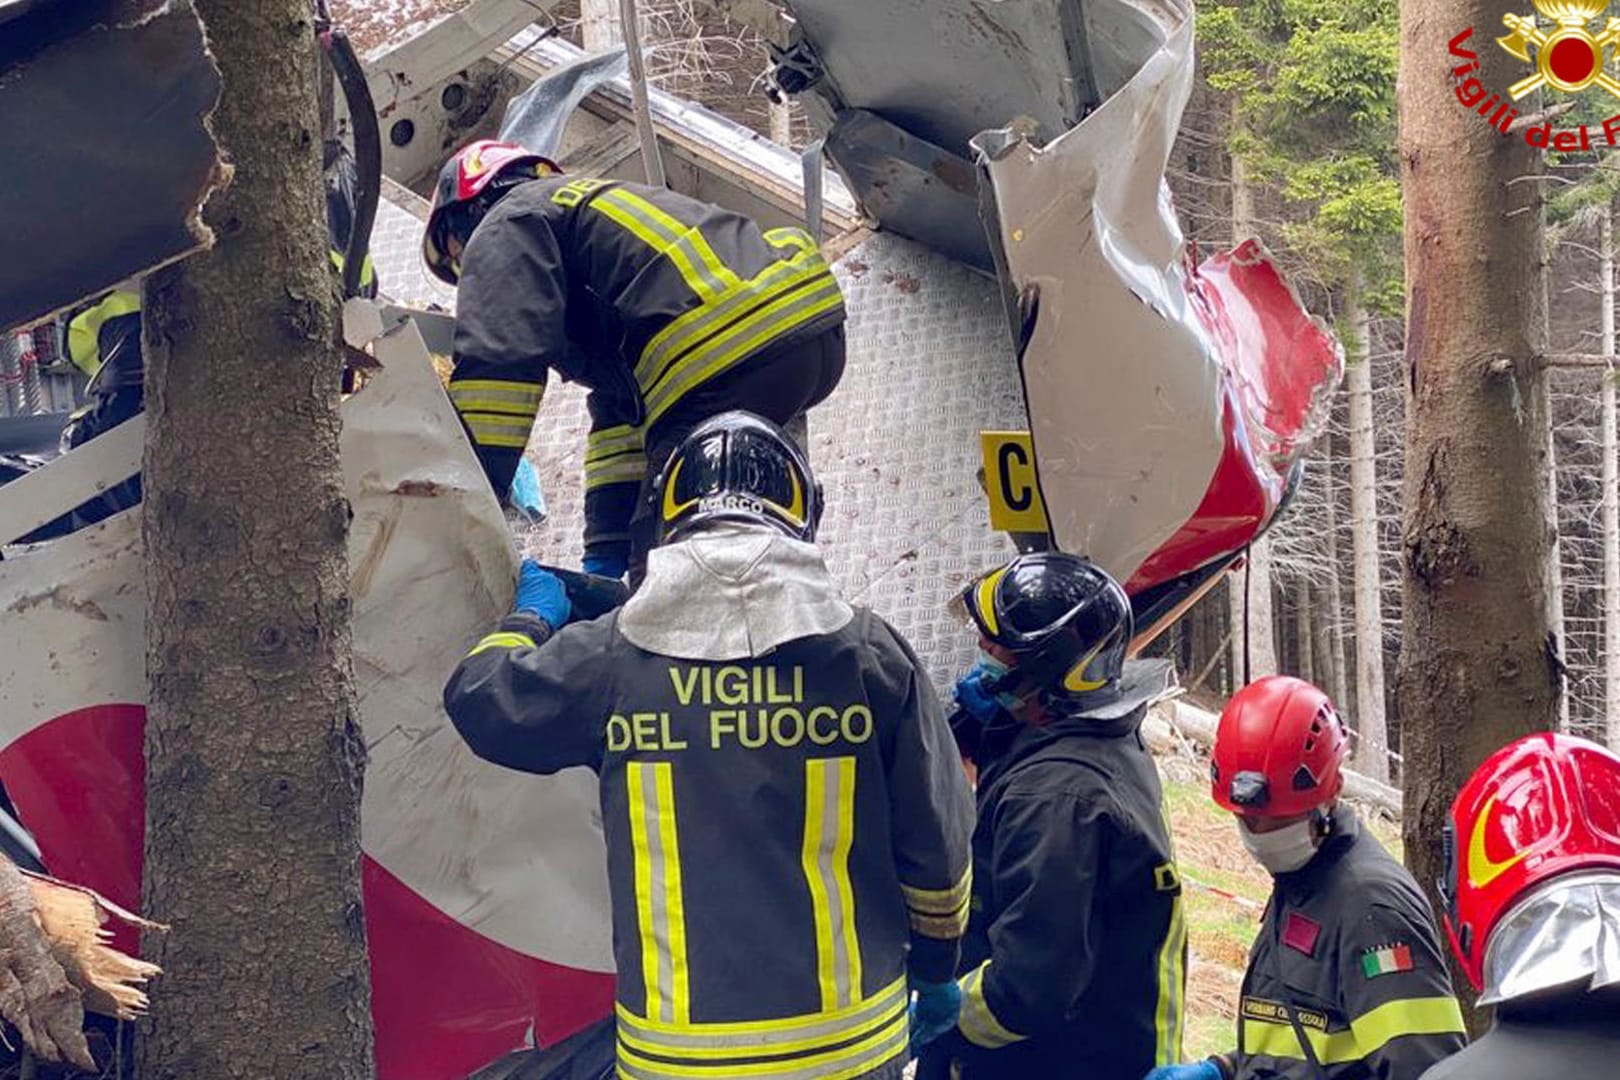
[1420,732,1620,1080]
[1149,677,1466,1080]
[915,553,1188,1080]
[424,139,847,588]
[443,411,972,1080]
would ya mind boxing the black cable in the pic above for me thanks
[327,26,379,301]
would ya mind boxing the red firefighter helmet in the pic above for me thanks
[1440,732,1620,993]
[1211,676,1349,818]
[423,139,559,284]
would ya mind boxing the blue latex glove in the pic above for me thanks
[954,666,1002,725]
[582,551,628,581]
[1142,1061,1222,1080]
[908,979,961,1057]
[514,559,570,629]
[508,458,547,523]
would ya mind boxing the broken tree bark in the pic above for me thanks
[0,857,92,1071]
[1346,289,1391,782]
[138,3,372,1077]
[1397,0,1559,1025]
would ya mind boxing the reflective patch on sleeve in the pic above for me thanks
[957,962,1025,1049]
[467,630,536,656]
[901,869,970,940]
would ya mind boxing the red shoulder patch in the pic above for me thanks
[1282,911,1321,957]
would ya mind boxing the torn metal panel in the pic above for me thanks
[498,46,628,157]
[822,110,987,271]
[764,0,1166,262]
[974,0,1341,591]
[0,1,222,335]
[0,311,614,1078]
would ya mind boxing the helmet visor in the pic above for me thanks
[662,429,808,531]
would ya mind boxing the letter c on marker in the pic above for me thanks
[997,442,1033,512]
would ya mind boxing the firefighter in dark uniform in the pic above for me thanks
[443,411,972,1080]
[1420,732,1620,1080]
[1149,676,1466,1080]
[422,140,846,586]
[56,140,377,530]
[915,553,1188,1079]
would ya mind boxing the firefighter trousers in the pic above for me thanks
[625,325,846,587]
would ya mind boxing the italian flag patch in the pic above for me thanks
[1361,944,1413,979]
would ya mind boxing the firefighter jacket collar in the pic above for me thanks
[619,524,854,660]
[979,691,1153,788]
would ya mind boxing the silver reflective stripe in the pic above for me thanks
[615,1012,908,1079]
[614,976,906,1054]
[803,757,860,1012]
[643,273,844,424]
[591,189,737,303]
[634,254,824,387]
[628,762,689,1025]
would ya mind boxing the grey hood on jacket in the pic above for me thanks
[618,524,854,660]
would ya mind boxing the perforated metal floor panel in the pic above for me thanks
[369,190,1027,693]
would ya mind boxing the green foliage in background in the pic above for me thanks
[1198,0,1401,312]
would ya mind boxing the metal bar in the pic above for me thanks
[617,0,666,188]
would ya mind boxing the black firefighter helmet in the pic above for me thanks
[654,411,822,544]
[959,552,1136,713]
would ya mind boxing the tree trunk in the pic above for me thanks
[1398,0,1559,1025]
[583,0,625,49]
[138,4,372,1077]
[1228,113,1280,680]
[1544,385,1569,730]
[1296,579,1316,685]
[1320,440,1353,712]
[1602,204,1620,748]
[1346,290,1391,782]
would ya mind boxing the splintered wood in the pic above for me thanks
[0,856,163,1069]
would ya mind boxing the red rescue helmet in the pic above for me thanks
[1211,676,1349,819]
[1440,732,1620,993]
[423,139,559,284]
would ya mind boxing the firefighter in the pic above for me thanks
[1419,732,1620,1080]
[915,553,1188,1079]
[1148,677,1466,1080]
[56,141,378,529]
[442,411,971,1080]
[422,140,847,586]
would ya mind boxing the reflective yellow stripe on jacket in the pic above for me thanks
[957,962,1025,1049]
[1151,862,1188,1066]
[899,870,970,940]
[1240,995,1466,1065]
[449,378,545,450]
[66,290,141,377]
[573,185,842,427]
[615,976,908,1079]
[628,761,691,1026]
[802,757,861,1012]
[586,422,649,492]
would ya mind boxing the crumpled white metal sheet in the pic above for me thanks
[974,0,1341,589]
[0,318,615,1078]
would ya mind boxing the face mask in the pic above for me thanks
[976,652,1029,715]
[1238,816,1321,875]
